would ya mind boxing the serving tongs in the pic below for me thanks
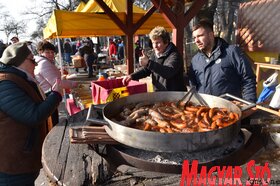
[176,86,208,108]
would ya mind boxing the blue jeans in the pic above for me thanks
[64,53,71,64]
[0,172,39,186]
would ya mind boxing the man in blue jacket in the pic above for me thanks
[189,20,257,102]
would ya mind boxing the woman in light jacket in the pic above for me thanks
[35,40,78,125]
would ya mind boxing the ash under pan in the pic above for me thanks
[106,131,245,174]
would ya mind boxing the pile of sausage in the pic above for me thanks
[114,101,239,133]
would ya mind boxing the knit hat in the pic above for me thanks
[0,42,31,67]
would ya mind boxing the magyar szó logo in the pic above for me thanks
[180,160,271,185]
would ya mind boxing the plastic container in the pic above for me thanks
[91,78,147,104]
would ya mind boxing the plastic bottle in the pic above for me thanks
[98,75,105,81]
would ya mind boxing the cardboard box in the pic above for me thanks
[72,55,86,68]
[91,78,147,104]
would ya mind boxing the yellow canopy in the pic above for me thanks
[43,1,170,39]
[78,0,146,13]
[74,1,86,12]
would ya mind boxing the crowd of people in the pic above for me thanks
[0,20,258,185]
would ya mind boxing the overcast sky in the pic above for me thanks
[0,0,38,42]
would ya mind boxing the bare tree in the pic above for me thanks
[0,14,26,43]
[23,0,80,41]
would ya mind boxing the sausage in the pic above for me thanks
[209,108,217,118]
[136,116,149,123]
[229,112,239,121]
[149,109,164,120]
[157,107,173,117]
[129,108,148,118]
[153,117,170,128]
[165,127,174,133]
[212,114,224,121]
[234,113,240,120]
[118,101,240,134]
[181,127,195,133]
[145,118,157,126]
[198,121,208,128]
[143,123,151,131]
[196,107,210,117]
[210,121,217,129]
[203,113,211,126]
[181,115,187,121]
[170,120,187,129]
[171,106,184,114]
[215,118,223,127]
[199,127,212,132]
[186,119,194,128]
[185,106,199,112]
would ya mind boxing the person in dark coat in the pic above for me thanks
[134,40,142,66]
[63,39,72,65]
[122,26,186,91]
[189,20,257,102]
[0,42,62,185]
[117,38,124,61]
[78,41,97,78]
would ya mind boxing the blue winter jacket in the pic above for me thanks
[189,37,257,102]
[0,64,62,126]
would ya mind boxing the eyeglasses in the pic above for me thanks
[26,58,37,65]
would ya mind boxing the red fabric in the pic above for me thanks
[109,43,117,56]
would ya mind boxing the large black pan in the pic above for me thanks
[86,92,242,152]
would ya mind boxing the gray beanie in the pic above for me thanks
[0,42,31,67]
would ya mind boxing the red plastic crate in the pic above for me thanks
[91,78,147,104]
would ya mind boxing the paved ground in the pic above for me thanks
[35,168,49,186]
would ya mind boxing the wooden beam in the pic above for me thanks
[184,0,208,24]
[125,0,134,74]
[151,0,177,28]
[150,0,207,56]
[132,6,157,33]
[94,0,126,32]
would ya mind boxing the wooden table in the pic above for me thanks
[42,109,280,185]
